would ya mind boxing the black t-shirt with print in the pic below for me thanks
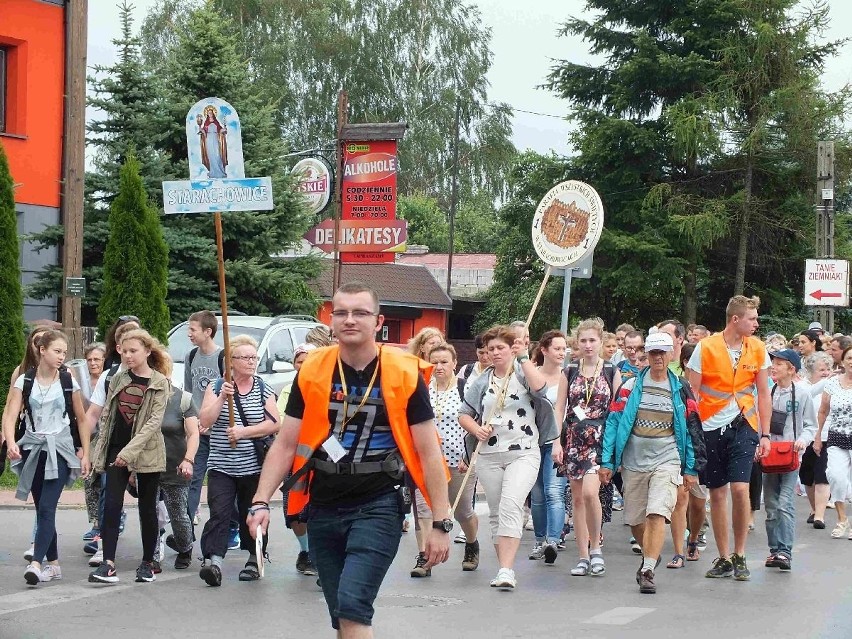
[108,371,150,453]
[285,356,433,506]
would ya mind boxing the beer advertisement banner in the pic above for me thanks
[341,139,398,263]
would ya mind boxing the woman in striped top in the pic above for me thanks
[197,335,280,586]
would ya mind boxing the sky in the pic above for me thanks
[86,0,852,157]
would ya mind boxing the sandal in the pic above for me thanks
[570,559,590,576]
[589,554,605,576]
[238,562,260,581]
[667,554,685,569]
[687,542,700,561]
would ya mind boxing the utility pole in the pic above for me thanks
[446,98,460,297]
[61,0,88,357]
[333,90,348,292]
[815,141,835,333]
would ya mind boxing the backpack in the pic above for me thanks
[187,347,225,376]
[19,366,81,449]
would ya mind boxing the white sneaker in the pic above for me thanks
[24,564,41,586]
[24,545,34,562]
[490,568,516,589]
[528,542,544,560]
[453,531,466,544]
[831,520,849,539]
[89,548,104,567]
[40,564,62,582]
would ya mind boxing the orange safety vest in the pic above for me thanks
[287,344,447,516]
[696,333,766,430]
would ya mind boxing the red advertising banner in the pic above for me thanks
[341,139,398,263]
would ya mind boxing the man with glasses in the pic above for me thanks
[618,331,645,381]
[250,281,450,638]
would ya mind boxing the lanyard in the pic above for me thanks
[336,348,380,439]
[581,358,602,406]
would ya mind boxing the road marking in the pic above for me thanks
[584,607,655,625]
[0,572,190,617]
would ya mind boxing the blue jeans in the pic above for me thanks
[763,470,797,557]
[186,434,210,521]
[22,450,70,564]
[308,492,403,629]
[531,443,567,542]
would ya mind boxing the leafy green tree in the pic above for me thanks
[98,151,171,342]
[141,0,517,204]
[398,195,449,252]
[0,143,26,406]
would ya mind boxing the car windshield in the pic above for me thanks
[168,325,266,363]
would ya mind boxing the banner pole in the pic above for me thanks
[215,212,236,448]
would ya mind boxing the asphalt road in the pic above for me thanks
[1,496,850,639]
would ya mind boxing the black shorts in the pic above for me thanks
[703,417,759,489]
[799,443,829,486]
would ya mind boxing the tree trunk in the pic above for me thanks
[683,257,697,326]
[734,155,753,295]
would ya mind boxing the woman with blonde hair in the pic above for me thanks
[88,329,171,585]
[408,327,444,361]
[553,318,621,577]
[197,334,280,586]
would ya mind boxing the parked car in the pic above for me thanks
[167,314,324,395]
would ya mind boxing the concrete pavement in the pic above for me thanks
[1,496,851,639]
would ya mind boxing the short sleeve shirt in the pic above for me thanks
[687,340,770,431]
[286,357,433,507]
[160,390,198,486]
[480,372,538,454]
[15,373,80,438]
[621,376,680,472]
[207,377,273,477]
[824,377,852,438]
[429,378,465,467]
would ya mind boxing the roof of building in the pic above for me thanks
[397,253,496,269]
[314,262,453,310]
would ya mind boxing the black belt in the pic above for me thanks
[313,456,403,476]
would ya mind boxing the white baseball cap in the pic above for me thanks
[645,332,674,352]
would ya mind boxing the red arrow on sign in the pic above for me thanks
[809,289,844,301]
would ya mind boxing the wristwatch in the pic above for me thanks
[432,518,454,533]
[760,434,771,439]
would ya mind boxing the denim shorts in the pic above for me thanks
[308,491,403,629]
[703,417,759,489]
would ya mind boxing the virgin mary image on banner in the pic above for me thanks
[198,105,228,178]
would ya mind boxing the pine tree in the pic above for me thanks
[156,5,318,316]
[98,151,170,342]
[0,143,26,405]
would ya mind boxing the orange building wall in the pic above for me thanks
[317,302,448,345]
[0,0,65,208]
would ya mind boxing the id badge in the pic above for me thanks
[573,405,588,422]
[321,436,347,462]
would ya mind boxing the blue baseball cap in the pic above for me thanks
[770,348,801,372]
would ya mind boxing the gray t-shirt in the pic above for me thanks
[183,347,223,413]
[160,389,198,486]
[770,381,817,445]
[621,376,681,472]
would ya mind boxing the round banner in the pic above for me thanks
[291,157,332,215]
[531,180,604,268]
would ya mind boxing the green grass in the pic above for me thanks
[1,460,85,490]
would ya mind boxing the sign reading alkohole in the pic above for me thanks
[804,259,849,306]
[532,180,604,268]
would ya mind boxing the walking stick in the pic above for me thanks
[450,266,553,517]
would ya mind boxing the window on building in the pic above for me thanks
[0,47,6,133]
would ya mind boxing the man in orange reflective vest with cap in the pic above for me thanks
[249,281,450,638]
[687,295,772,582]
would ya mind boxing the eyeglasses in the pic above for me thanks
[231,355,258,362]
[118,315,140,323]
[330,310,377,320]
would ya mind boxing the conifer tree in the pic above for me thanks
[0,143,26,405]
[98,151,170,342]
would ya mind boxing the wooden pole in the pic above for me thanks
[60,0,88,358]
[451,265,553,516]
[446,97,460,296]
[333,91,348,292]
[215,212,236,448]
[816,141,835,333]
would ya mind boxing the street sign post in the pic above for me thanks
[804,259,849,307]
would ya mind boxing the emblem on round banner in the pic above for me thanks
[291,157,332,215]
[531,180,604,268]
